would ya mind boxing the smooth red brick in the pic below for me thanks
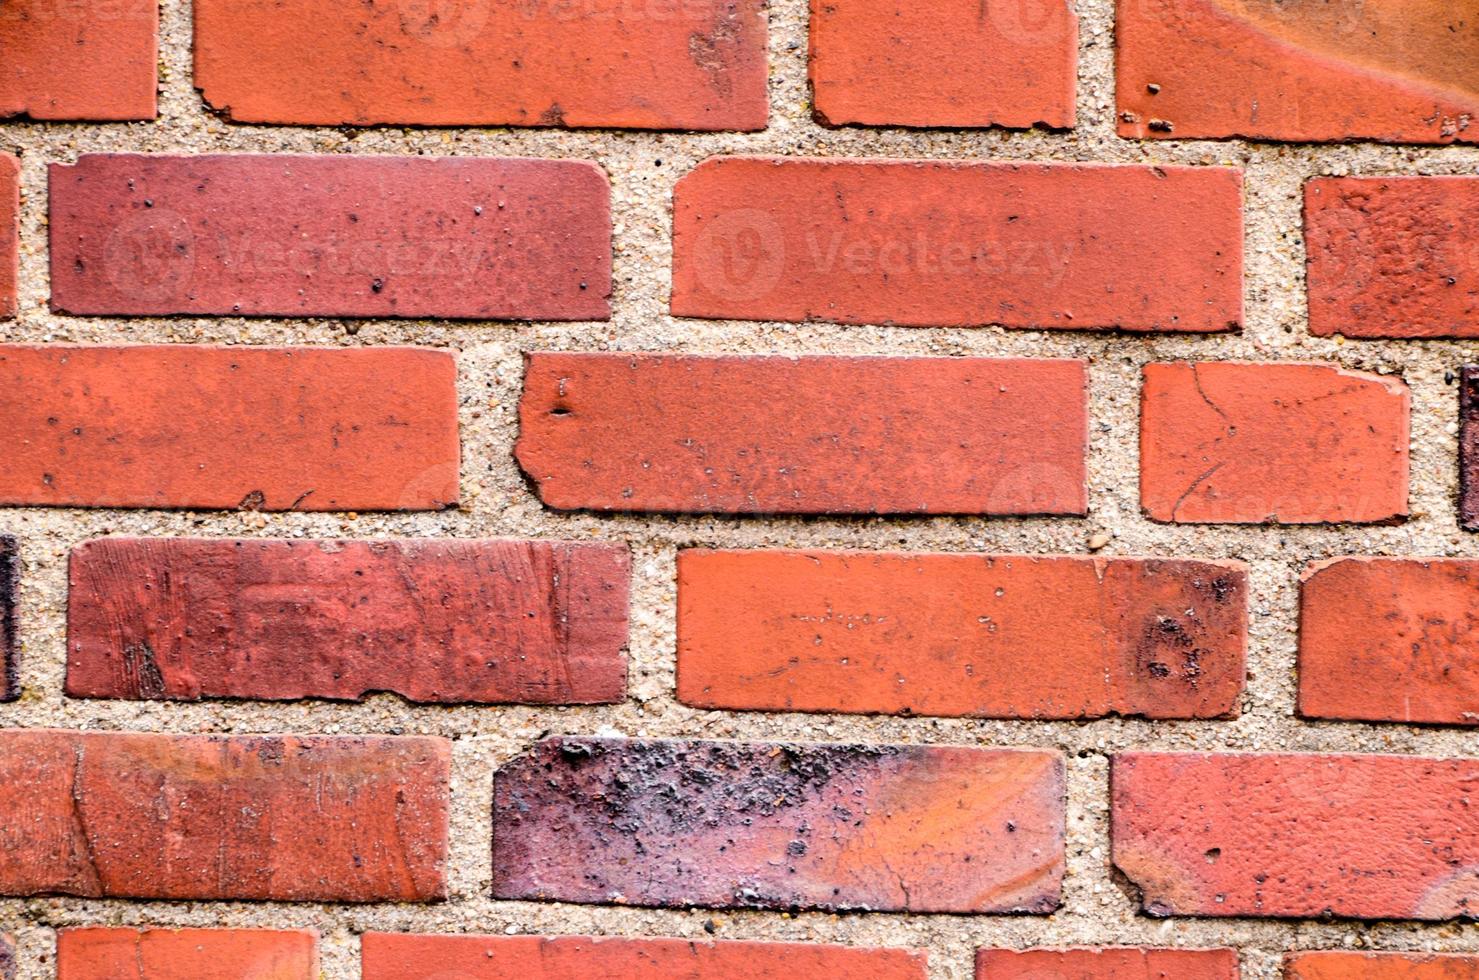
[671,157,1243,332]
[58,928,319,980]
[0,154,16,319]
[1140,362,1410,525]
[362,935,928,980]
[1112,752,1479,920]
[0,0,156,121]
[809,0,1077,129]
[1299,558,1479,726]
[66,537,630,705]
[0,537,14,703]
[516,353,1087,515]
[49,154,611,320]
[977,948,1240,980]
[193,0,767,131]
[0,345,458,511]
[1117,0,1479,144]
[678,550,1246,720]
[0,729,449,902]
[493,737,1065,913]
[1307,177,1479,338]
[1286,952,1479,980]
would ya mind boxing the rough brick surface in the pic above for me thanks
[1460,367,1479,531]
[0,537,14,703]
[1286,952,1479,980]
[0,154,15,319]
[1116,0,1479,143]
[1299,558,1479,726]
[58,928,319,980]
[0,729,450,902]
[1307,177,1479,339]
[0,345,459,511]
[492,737,1065,913]
[361,935,928,980]
[0,0,157,120]
[1112,752,1479,920]
[516,353,1087,515]
[678,550,1246,719]
[671,157,1243,331]
[49,154,611,320]
[193,0,768,131]
[809,0,1077,129]
[1140,362,1410,525]
[66,538,630,705]
[976,948,1240,980]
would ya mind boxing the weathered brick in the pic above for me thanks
[1116,0,1479,144]
[1300,558,1479,726]
[67,538,630,704]
[361,935,928,980]
[1460,366,1479,532]
[809,0,1077,129]
[193,0,767,131]
[516,353,1087,515]
[976,948,1240,980]
[493,737,1065,913]
[1112,752,1479,920]
[0,0,157,121]
[1140,362,1410,524]
[0,154,16,319]
[58,928,319,980]
[0,729,449,902]
[49,154,611,320]
[1307,177,1479,339]
[0,536,15,703]
[0,345,459,511]
[1285,952,1479,980]
[678,550,1246,719]
[671,157,1242,331]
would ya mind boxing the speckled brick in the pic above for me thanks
[0,0,157,120]
[0,154,16,319]
[58,928,319,980]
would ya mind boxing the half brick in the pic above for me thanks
[493,737,1065,914]
[976,948,1240,980]
[0,0,157,120]
[678,550,1246,719]
[1285,952,1479,980]
[0,154,16,318]
[58,928,319,980]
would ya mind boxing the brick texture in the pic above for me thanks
[1140,362,1410,525]
[1307,177,1479,339]
[1300,558,1479,725]
[193,0,768,130]
[976,948,1240,980]
[0,537,14,703]
[517,353,1087,515]
[66,538,630,705]
[678,550,1246,719]
[1116,0,1479,143]
[492,737,1065,913]
[672,157,1243,331]
[49,154,612,320]
[0,0,157,121]
[0,154,15,319]
[361,935,928,980]
[809,0,1077,129]
[1112,752,1479,920]
[0,345,459,511]
[57,928,319,980]
[1285,952,1479,980]
[0,730,450,902]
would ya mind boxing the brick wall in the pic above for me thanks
[2,1,1478,978]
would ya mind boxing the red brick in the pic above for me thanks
[1307,177,1479,339]
[516,353,1087,515]
[49,154,611,320]
[0,345,458,511]
[809,0,1077,129]
[0,154,16,318]
[1299,558,1479,726]
[671,157,1242,332]
[58,928,319,980]
[1140,362,1410,525]
[976,948,1240,980]
[493,737,1064,913]
[1286,952,1479,980]
[678,550,1246,720]
[193,0,767,131]
[361,935,928,980]
[0,0,156,121]
[0,729,449,902]
[0,537,14,703]
[1112,752,1479,920]
[66,537,630,704]
[1116,0,1479,144]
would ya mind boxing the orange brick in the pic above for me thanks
[977,948,1240,980]
[58,928,318,980]
[0,0,156,120]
